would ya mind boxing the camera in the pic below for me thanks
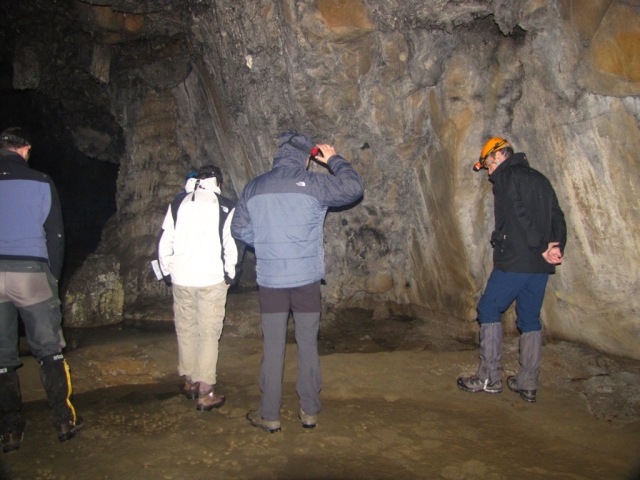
[310,147,323,162]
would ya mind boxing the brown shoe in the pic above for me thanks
[182,379,199,400]
[196,389,226,411]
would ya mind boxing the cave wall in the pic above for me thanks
[1,0,639,359]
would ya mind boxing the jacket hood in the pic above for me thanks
[185,177,221,195]
[273,131,315,168]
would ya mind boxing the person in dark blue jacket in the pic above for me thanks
[232,131,364,432]
[458,137,567,403]
[0,127,83,453]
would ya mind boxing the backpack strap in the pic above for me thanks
[216,193,245,285]
[170,191,189,227]
[154,191,188,286]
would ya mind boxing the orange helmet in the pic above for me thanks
[473,137,511,171]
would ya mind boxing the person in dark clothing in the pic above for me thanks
[232,132,364,432]
[0,128,83,453]
[457,137,567,402]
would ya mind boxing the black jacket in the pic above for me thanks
[489,152,567,273]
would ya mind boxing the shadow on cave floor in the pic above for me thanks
[316,307,477,355]
[58,306,478,358]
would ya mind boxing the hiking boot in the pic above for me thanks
[298,408,317,429]
[457,374,502,394]
[1,431,24,453]
[196,389,226,411]
[246,410,281,433]
[507,376,537,403]
[182,379,199,400]
[57,415,84,443]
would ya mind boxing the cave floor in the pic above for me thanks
[2,316,640,480]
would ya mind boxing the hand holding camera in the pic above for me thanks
[311,144,336,165]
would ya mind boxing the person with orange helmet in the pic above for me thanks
[457,136,567,402]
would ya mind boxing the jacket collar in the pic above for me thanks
[0,149,28,166]
[489,152,529,181]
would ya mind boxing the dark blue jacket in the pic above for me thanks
[0,150,65,278]
[231,133,364,288]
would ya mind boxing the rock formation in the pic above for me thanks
[1,0,638,359]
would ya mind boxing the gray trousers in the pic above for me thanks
[516,331,542,390]
[0,260,64,366]
[258,282,322,421]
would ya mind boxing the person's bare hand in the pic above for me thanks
[542,242,563,265]
[314,144,336,164]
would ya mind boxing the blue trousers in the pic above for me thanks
[477,269,549,332]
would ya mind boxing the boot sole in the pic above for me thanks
[298,412,317,428]
[249,422,281,433]
[246,413,281,433]
[196,398,226,411]
[456,378,502,394]
[507,377,536,402]
[2,432,24,453]
[57,418,85,443]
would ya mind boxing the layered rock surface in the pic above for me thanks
[1,0,638,358]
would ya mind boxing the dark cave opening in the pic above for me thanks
[0,88,119,284]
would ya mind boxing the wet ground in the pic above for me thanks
[2,293,640,480]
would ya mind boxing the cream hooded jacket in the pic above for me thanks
[158,177,238,287]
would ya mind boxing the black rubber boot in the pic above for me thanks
[0,367,26,453]
[39,354,83,442]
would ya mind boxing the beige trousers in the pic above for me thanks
[172,282,228,385]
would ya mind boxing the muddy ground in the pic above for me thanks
[1,292,640,480]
